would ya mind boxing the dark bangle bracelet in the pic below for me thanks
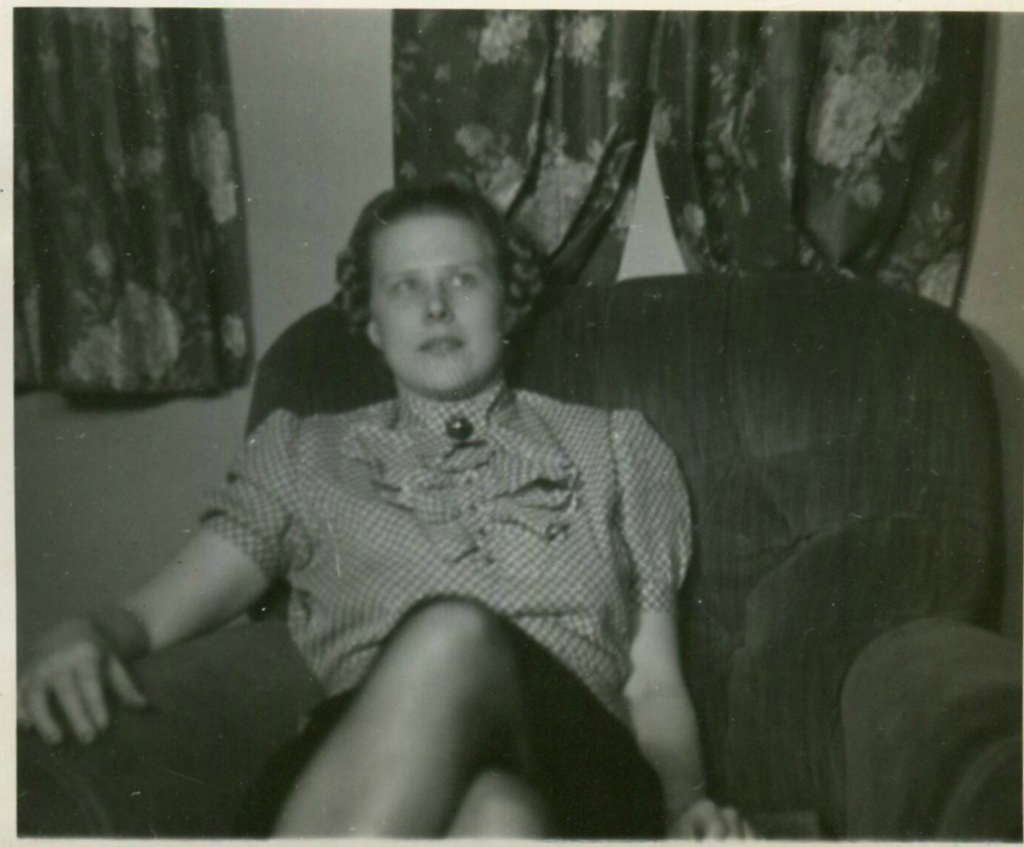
[88,605,152,662]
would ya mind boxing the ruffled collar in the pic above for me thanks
[340,382,580,564]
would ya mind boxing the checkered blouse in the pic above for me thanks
[201,381,691,723]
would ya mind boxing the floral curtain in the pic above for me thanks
[14,8,253,395]
[395,11,985,310]
[653,12,986,307]
[393,11,659,288]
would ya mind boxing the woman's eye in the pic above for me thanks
[390,277,418,295]
[450,271,478,288]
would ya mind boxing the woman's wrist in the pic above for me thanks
[87,604,152,661]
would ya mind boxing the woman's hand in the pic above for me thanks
[669,798,757,839]
[17,617,148,746]
[17,530,269,747]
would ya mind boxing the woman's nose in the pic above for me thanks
[425,282,452,321]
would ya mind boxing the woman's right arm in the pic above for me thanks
[17,528,270,746]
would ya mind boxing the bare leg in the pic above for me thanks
[273,600,538,837]
[447,769,548,838]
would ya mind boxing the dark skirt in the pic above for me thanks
[234,616,665,839]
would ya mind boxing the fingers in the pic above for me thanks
[672,816,695,838]
[24,682,64,745]
[75,661,111,732]
[722,806,758,839]
[19,657,147,746]
[722,806,740,830]
[699,809,729,839]
[51,669,100,744]
[706,805,757,839]
[673,799,724,839]
[672,801,755,840]
[18,624,134,745]
[108,658,148,709]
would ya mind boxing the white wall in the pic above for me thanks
[618,139,686,280]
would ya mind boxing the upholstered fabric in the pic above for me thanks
[18,272,1018,838]
[18,623,321,837]
[843,617,1022,839]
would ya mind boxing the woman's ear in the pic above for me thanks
[367,318,382,350]
[502,303,521,337]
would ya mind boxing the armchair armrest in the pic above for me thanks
[18,621,322,837]
[842,617,1021,840]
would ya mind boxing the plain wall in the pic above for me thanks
[960,14,1024,641]
[15,12,1023,660]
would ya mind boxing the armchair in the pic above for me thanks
[18,273,1022,838]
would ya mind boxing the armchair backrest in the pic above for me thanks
[248,272,1003,820]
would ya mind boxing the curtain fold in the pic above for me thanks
[393,11,659,288]
[653,12,985,307]
[14,8,253,395]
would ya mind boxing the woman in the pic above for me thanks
[18,181,754,839]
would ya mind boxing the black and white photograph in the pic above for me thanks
[9,4,1023,840]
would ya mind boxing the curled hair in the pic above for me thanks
[334,178,545,333]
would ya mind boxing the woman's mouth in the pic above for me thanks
[420,337,463,354]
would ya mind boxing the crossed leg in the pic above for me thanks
[272,599,548,837]
[448,768,548,837]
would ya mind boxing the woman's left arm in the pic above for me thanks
[625,609,756,839]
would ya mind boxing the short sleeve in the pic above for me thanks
[200,410,311,581]
[610,409,692,611]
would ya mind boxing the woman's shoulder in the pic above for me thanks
[515,391,675,472]
[249,401,397,451]
[514,390,651,433]
[514,389,610,430]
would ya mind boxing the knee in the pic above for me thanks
[392,599,515,677]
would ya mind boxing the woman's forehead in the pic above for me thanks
[371,212,498,276]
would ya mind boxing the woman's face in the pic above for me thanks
[367,212,514,402]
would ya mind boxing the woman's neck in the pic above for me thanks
[396,378,510,435]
